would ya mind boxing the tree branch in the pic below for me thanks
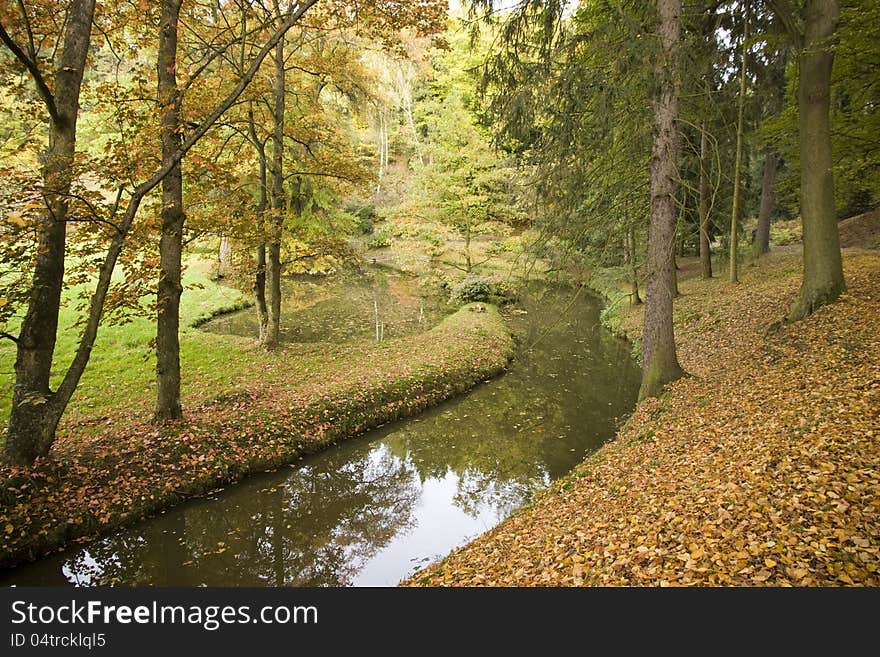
[0,332,20,343]
[766,0,803,49]
[0,19,60,123]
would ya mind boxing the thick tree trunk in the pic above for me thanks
[3,0,96,465]
[788,0,845,320]
[753,150,778,256]
[639,0,685,401]
[155,0,185,422]
[729,0,749,284]
[263,36,285,349]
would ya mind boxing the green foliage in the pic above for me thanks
[449,277,494,304]
[763,0,880,218]
[421,232,444,247]
[367,231,393,249]
[448,276,517,306]
[486,235,525,255]
[470,2,658,273]
[189,300,256,329]
[394,20,524,248]
[346,203,378,234]
[769,218,803,246]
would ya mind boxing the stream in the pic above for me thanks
[1,275,640,586]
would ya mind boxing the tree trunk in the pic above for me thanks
[375,111,386,197]
[405,90,424,167]
[753,149,778,256]
[254,155,269,340]
[3,0,96,465]
[674,189,684,298]
[263,36,285,349]
[673,255,680,297]
[788,0,845,320]
[464,215,473,273]
[217,236,232,277]
[247,103,269,339]
[639,0,686,401]
[625,225,642,305]
[155,0,185,422]
[698,122,713,279]
[729,0,749,284]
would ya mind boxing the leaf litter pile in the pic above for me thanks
[0,305,513,568]
[403,251,879,586]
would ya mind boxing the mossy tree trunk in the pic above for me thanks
[2,0,96,465]
[155,0,185,422]
[640,0,686,401]
[788,0,845,320]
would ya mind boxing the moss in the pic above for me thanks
[189,300,256,328]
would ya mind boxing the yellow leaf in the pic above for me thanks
[4,523,13,534]
[6,212,27,227]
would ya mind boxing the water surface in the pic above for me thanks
[1,282,639,586]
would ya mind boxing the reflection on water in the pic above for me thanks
[0,283,640,587]
[202,267,446,344]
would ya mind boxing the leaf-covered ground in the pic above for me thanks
[0,304,513,568]
[402,250,880,586]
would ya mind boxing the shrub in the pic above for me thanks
[472,221,515,237]
[367,231,392,249]
[345,203,377,234]
[449,277,494,304]
[448,277,518,306]
[421,232,444,247]
[770,219,802,246]
[487,236,524,255]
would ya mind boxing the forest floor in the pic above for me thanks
[0,303,513,568]
[403,247,880,586]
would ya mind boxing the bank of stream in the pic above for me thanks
[1,275,639,586]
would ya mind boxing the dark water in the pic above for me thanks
[1,283,640,587]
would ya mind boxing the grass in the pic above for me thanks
[0,257,251,430]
